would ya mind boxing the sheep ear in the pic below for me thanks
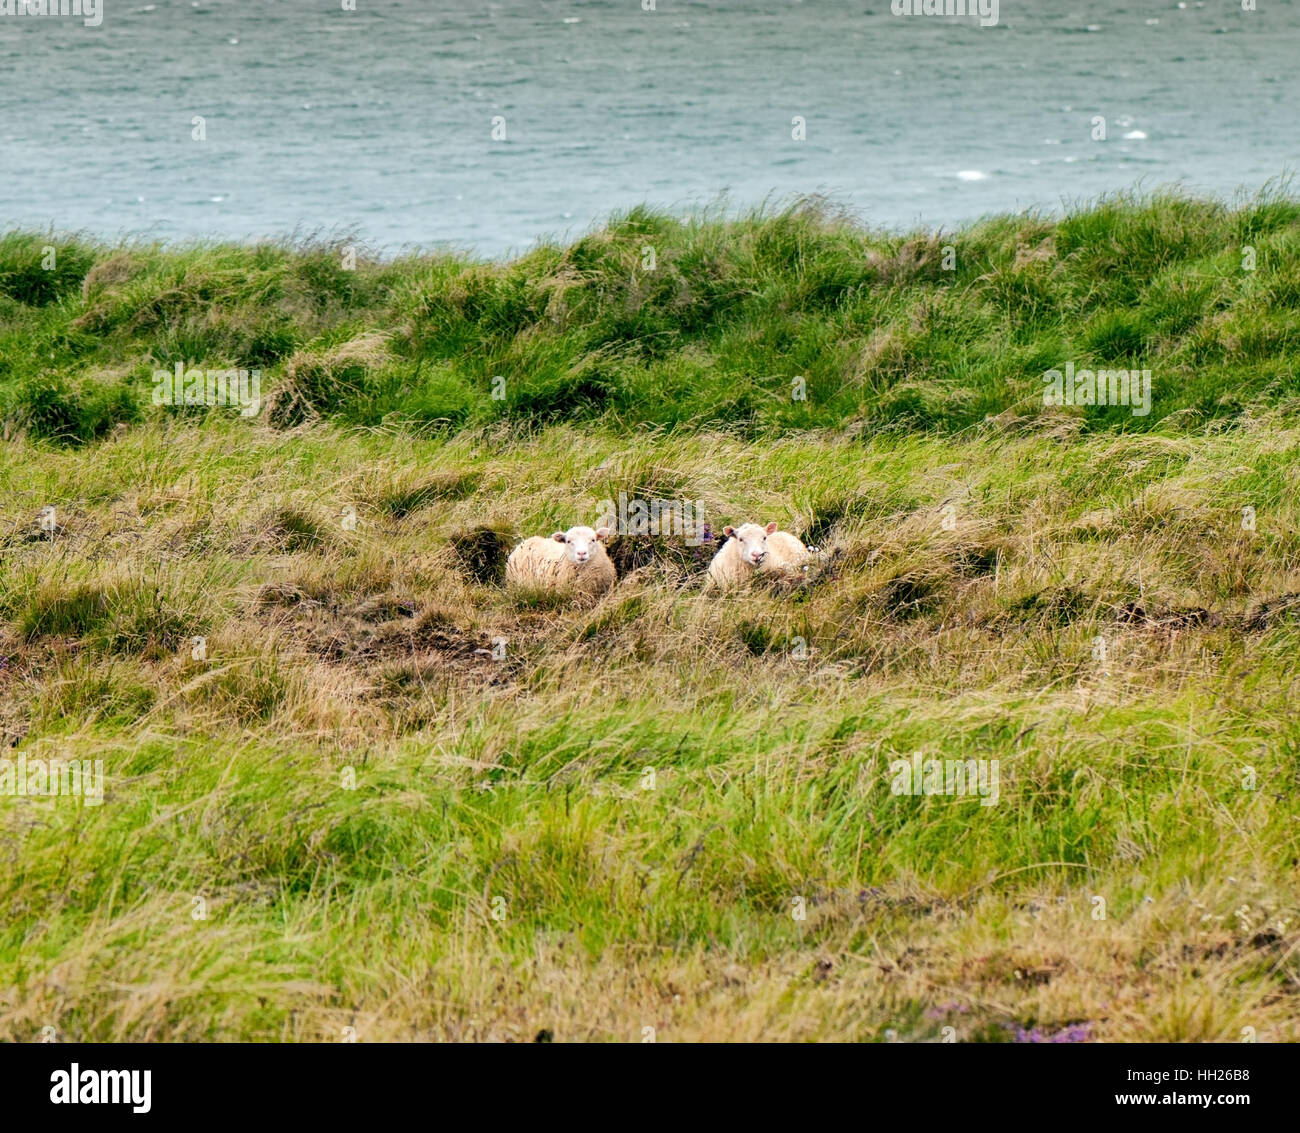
[764,521,778,535]
[595,527,610,542]
[551,531,567,542]
[722,525,735,536]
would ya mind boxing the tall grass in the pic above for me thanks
[2,414,1299,1040]
[2,190,1299,1041]
[4,187,1300,444]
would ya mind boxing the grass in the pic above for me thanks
[1,189,1299,1042]
[4,185,1300,442]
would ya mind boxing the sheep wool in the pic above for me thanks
[506,525,616,600]
[707,521,809,589]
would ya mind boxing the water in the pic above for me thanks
[2,0,1297,259]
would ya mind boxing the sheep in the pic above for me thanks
[505,524,616,601]
[706,521,810,589]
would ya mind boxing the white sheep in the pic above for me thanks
[706,521,809,589]
[505,524,616,600]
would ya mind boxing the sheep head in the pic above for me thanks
[721,521,778,567]
[550,525,610,565]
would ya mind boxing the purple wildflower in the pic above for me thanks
[1010,1021,1093,1043]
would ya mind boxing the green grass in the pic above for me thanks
[2,189,1299,1042]
[4,185,1300,443]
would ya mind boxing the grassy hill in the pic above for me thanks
[2,191,1299,1041]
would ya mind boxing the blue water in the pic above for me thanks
[1,0,1297,258]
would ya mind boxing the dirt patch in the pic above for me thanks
[1244,593,1300,632]
[603,532,717,578]
[1114,602,1225,630]
[350,593,419,623]
[954,542,1001,578]
[0,636,29,748]
[2,518,70,548]
[257,597,522,691]
[280,604,477,664]
[449,526,513,585]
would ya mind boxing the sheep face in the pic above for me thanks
[551,525,609,565]
[722,521,778,567]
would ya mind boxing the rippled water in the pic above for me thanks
[1,0,1297,257]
